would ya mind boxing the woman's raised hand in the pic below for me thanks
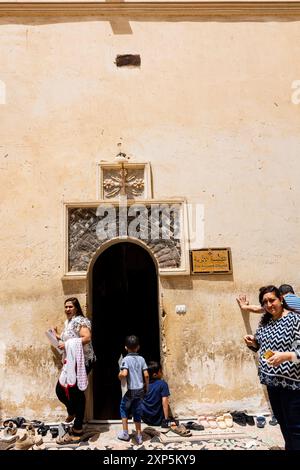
[244,334,257,348]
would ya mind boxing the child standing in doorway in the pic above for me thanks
[117,335,149,445]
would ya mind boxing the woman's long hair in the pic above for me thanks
[64,297,84,317]
[258,285,286,327]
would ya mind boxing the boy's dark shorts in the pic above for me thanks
[120,389,144,423]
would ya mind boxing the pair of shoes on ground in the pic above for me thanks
[198,413,233,429]
[231,411,255,426]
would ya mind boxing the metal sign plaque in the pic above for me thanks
[191,248,232,274]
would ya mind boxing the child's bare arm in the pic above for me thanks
[162,396,169,420]
[143,370,149,392]
[118,369,128,380]
[236,295,264,313]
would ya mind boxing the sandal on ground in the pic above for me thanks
[207,416,218,429]
[223,413,233,428]
[143,427,161,438]
[3,417,26,428]
[185,421,204,431]
[170,424,192,437]
[198,416,209,428]
[216,416,227,429]
[56,432,81,445]
[2,421,17,436]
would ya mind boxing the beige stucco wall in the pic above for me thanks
[1,13,300,419]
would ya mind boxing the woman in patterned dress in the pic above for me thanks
[54,297,96,439]
[244,285,300,450]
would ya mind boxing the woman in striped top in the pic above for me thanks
[244,285,300,450]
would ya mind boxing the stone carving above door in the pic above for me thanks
[65,200,190,276]
[98,162,152,200]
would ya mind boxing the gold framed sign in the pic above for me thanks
[191,248,232,274]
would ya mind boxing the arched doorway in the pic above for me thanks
[91,240,160,420]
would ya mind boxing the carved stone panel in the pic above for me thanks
[98,162,152,200]
[103,167,145,199]
[68,203,183,273]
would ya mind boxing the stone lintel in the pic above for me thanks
[0,2,300,20]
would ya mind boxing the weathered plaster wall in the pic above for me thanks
[1,17,300,418]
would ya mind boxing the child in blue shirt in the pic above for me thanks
[117,335,149,445]
[141,361,171,427]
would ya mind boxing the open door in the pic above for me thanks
[91,241,160,419]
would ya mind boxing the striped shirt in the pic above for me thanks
[255,312,300,390]
[284,294,300,314]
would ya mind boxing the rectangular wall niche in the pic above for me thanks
[64,200,190,277]
[116,54,141,67]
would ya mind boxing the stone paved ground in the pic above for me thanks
[0,415,285,451]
